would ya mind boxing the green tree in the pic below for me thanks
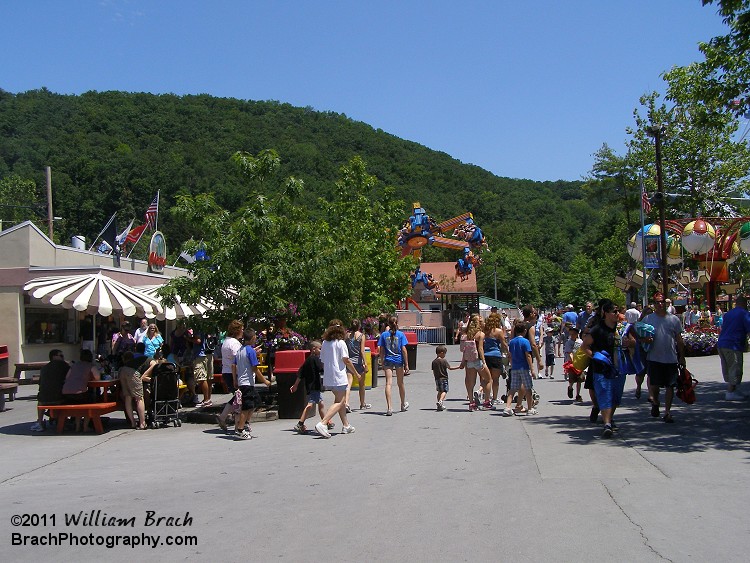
[625,88,750,217]
[557,253,608,307]
[0,174,40,229]
[161,153,413,337]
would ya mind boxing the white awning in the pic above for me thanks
[23,272,165,319]
[137,284,211,321]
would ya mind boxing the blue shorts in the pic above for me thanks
[306,390,323,404]
[593,372,626,410]
[383,360,404,369]
[327,384,348,393]
[465,359,484,370]
[435,378,449,393]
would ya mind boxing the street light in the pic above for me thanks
[646,124,670,300]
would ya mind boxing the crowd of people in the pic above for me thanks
[29,295,750,439]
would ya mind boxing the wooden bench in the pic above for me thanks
[38,402,119,434]
[0,382,19,411]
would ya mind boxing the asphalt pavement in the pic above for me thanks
[1,345,749,562]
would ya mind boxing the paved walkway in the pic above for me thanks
[1,346,748,562]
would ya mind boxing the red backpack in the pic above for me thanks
[676,367,698,404]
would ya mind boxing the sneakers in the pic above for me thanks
[651,403,660,417]
[342,425,356,434]
[215,414,227,432]
[725,391,747,401]
[527,408,538,415]
[386,410,393,416]
[482,401,493,410]
[359,403,372,410]
[468,401,478,412]
[502,407,514,417]
[567,386,573,399]
[575,395,583,403]
[191,395,202,405]
[315,421,331,438]
[326,421,335,430]
[294,421,307,434]
[436,401,445,411]
[602,424,613,438]
[200,400,213,408]
[401,402,409,412]
[345,404,352,413]
[611,420,619,432]
[235,429,251,440]
[30,422,44,432]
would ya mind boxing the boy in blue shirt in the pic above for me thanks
[503,323,537,416]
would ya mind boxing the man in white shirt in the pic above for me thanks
[625,302,641,324]
[133,318,148,344]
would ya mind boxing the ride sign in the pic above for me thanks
[148,231,167,273]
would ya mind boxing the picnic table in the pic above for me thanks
[14,361,47,381]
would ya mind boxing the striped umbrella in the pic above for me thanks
[137,284,211,321]
[24,272,165,318]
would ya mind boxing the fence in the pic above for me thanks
[401,326,447,345]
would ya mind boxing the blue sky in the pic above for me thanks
[0,0,729,182]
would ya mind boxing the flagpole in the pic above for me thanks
[89,212,116,251]
[639,172,648,307]
[154,190,159,232]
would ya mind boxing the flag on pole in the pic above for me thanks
[100,213,118,250]
[116,218,134,245]
[145,193,159,230]
[641,190,652,214]
[178,250,196,264]
[124,223,148,244]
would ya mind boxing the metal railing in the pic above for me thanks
[401,326,447,345]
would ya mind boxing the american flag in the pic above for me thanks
[145,193,159,230]
[641,190,652,214]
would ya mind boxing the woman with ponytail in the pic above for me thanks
[377,315,409,416]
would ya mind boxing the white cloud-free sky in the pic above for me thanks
[0,0,730,181]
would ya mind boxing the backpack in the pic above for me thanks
[676,367,698,404]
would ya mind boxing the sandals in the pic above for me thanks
[514,406,528,415]
[662,413,674,423]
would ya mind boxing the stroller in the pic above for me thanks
[146,362,182,428]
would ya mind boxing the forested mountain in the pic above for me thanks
[0,89,613,304]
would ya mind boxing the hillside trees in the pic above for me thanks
[160,153,414,336]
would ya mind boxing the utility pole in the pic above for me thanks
[45,166,53,239]
[493,264,497,300]
[647,125,670,300]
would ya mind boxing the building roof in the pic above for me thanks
[479,296,517,310]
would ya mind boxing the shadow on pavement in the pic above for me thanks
[525,380,750,453]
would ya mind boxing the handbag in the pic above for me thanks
[572,346,590,372]
[676,367,698,404]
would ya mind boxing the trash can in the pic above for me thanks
[404,331,418,371]
[274,350,310,419]
[350,347,372,390]
[366,339,379,387]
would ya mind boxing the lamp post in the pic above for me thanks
[646,124,670,300]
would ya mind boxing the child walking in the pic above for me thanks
[432,345,462,411]
[503,323,538,416]
[565,326,584,402]
[290,341,335,434]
